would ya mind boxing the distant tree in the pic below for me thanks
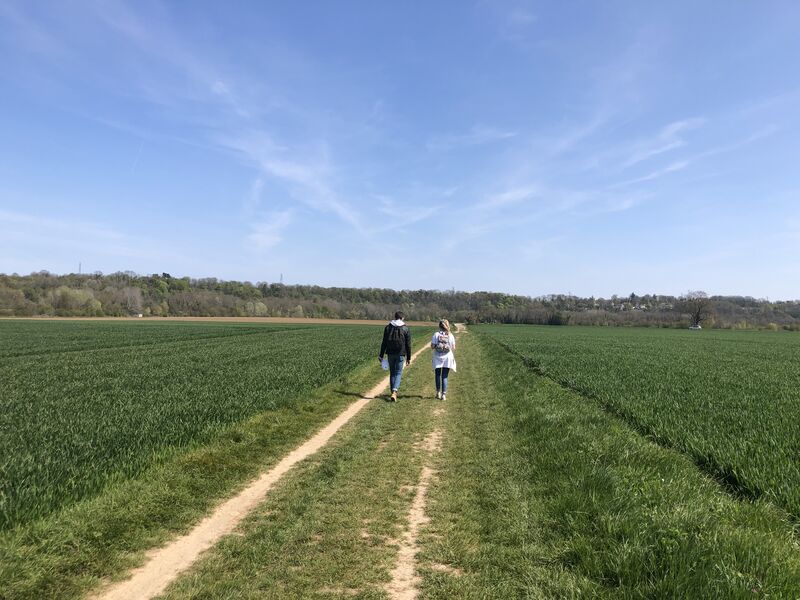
[122,287,143,315]
[678,290,714,327]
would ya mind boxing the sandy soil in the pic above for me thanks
[386,428,443,600]
[91,343,431,600]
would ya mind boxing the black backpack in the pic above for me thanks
[386,325,405,353]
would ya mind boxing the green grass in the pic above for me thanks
[0,320,282,359]
[418,330,800,597]
[6,323,800,598]
[159,346,441,600]
[0,321,404,529]
[0,322,431,600]
[477,325,800,519]
[120,329,800,598]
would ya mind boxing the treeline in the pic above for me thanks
[0,271,798,330]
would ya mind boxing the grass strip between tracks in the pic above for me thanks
[0,337,429,600]
[417,331,800,597]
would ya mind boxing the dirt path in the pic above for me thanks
[386,427,443,600]
[386,325,459,599]
[92,344,430,600]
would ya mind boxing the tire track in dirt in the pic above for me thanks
[386,424,444,600]
[91,344,430,600]
[386,324,458,598]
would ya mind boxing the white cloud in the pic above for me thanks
[475,185,539,210]
[247,211,292,251]
[621,117,705,169]
[215,132,366,235]
[608,160,689,189]
[427,125,518,152]
[0,210,168,266]
[243,177,264,215]
[11,1,367,237]
[507,8,537,26]
[548,113,609,156]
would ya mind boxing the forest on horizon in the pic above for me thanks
[1,271,798,330]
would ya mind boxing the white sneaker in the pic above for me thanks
[441,393,446,401]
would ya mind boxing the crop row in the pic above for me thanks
[0,320,291,358]
[0,321,384,529]
[477,325,800,519]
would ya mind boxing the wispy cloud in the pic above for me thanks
[620,117,705,169]
[474,185,539,211]
[548,113,609,156]
[247,211,292,251]
[485,0,540,49]
[507,7,537,26]
[686,125,778,162]
[367,193,442,232]
[243,177,264,216]
[0,2,69,61]
[7,1,369,237]
[218,131,366,233]
[0,210,167,263]
[609,160,689,189]
[427,126,518,152]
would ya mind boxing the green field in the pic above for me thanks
[478,325,800,519]
[0,320,395,529]
[3,320,800,599]
[135,326,800,598]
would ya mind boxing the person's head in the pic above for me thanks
[439,319,450,332]
[394,311,405,321]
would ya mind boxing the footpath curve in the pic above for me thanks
[92,343,431,600]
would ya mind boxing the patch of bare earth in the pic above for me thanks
[91,346,429,600]
[386,429,443,600]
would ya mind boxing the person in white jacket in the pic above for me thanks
[430,319,456,400]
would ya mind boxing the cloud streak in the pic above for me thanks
[620,117,705,169]
[247,211,292,251]
[427,126,518,152]
[0,210,168,264]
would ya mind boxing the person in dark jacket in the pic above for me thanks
[379,311,412,401]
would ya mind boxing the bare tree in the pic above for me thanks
[678,290,714,328]
[122,287,143,315]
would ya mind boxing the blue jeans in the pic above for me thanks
[435,367,450,393]
[388,354,405,391]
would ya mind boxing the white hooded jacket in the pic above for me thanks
[431,330,457,371]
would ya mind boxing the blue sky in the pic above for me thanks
[1,1,798,299]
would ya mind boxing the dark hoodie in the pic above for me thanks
[379,318,412,358]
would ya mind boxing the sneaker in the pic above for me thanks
[441,393,446,401]
[435,391,441,400]
[390,390,397,402]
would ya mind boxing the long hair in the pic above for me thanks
[438,319,450,333]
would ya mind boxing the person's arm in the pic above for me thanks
[404,327,412,364]
[431,332,437,349]
[379,326,388,360]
